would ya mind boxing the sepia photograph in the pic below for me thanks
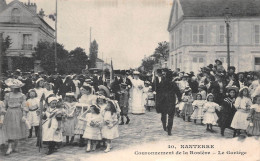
[0,0,260,160]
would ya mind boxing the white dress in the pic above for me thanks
[191,100,206,119]
[203,102,220,125]
[102,111,119,140]
[25,98,40,127]
[131,78,145,114]
[42,107,63,142]
[78,94,96,106]
[231,97,252,130]
[83,113,103,140]
[34,88,47,101]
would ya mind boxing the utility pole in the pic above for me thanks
[225,7,231,70]
[54,0,58,72]
[0,33,3,82]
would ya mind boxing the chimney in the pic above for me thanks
[24,2,37,14]
[0,0,7,12]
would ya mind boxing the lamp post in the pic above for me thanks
[54,0,58,72]
[225,7,232,70]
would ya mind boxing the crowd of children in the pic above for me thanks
[175,83,260,137]
[0,77,124,155]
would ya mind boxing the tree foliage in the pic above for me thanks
[139,41,169,73]
[34,41,69,74]
[89,40,98,68]
[34,41,89,74]
[67,47,88,74]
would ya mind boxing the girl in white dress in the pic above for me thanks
[42,97,63,155]
[83,105,103,152]
[191,93,206,124]
[25,89,40,138]
[76,84,96,147]
[74,103,89,146]
[102,100,120,152]
[203,93,221,131]
[63,93,77,145]
[34,78,47,103]
[231,87,252,137]
[131,71,145,114]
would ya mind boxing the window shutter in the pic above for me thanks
[193,26,198,43]
[255,25,260,44]
[199,25,204,43]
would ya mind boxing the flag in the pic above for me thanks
[110,59,114,84]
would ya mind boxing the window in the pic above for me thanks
[192,25,205,44]
[11,8,20,23]
[219,25,225,44]
[193,57,197,63]
[199,57,204,63]
[23,34,33,50]
[255,57,260,65]
[255,25,260,44]
[179,28,182,46]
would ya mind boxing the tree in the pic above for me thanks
[89,40,98,68]
[34,41,69,74]
[141,58,156,72]
[138,41,169,73]
[68,47,88,74]
[153,41,169,63]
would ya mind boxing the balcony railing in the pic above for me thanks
[22,44,33,50]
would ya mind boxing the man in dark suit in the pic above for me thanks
[118,70,132,88]
[154,69,181,136]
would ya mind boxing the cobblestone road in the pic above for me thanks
[0,108,251,161]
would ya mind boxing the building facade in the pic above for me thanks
[168,0,260,73]
[0,0,54,72]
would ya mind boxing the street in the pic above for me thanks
[0,108,247,161]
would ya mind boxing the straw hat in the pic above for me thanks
[226,86,239,93]
[5,78,24,88]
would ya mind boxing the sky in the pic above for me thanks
[7,0,173,69]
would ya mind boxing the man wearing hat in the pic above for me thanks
[118,70,132,89]
[156,70,181,136]
[214,59,226,74]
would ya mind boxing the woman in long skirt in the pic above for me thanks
[3,78,27,155]
[130,71,145,114]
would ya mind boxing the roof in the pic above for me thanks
[180,0,260,18]
[0,0,54,31]
[96,58,104,62]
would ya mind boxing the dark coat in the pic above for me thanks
[53,76,63,95]
[58,80,76,98]
[208,81,222,104]
[154,77,181,114]
[118,77,132,88]
[218,97,237,128]
[188,80,199,93]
